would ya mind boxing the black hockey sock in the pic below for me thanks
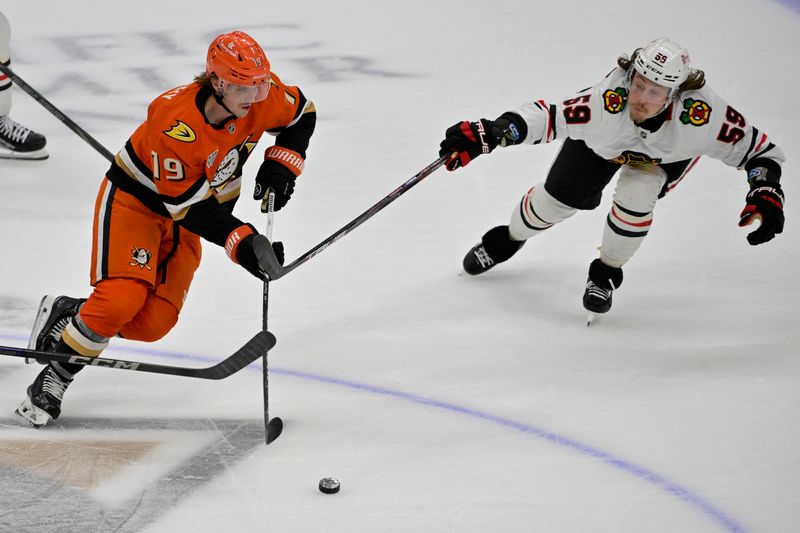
[482,225,525,263]
[588,258,623,289]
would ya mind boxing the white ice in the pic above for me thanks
[0,1,798,532]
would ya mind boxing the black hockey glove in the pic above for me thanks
[254,160,295,212]
[236,234,285,281]
[738,183,784,245]
[439,119,503,171]
[253,145,305,212]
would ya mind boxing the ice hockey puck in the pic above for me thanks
[318,477,340,494]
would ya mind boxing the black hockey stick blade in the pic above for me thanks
[0,331,276,380]
[266,416,284,444]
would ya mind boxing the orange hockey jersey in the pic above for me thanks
[106,72,314,246]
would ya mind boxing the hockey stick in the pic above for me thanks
[261,190,283,444]
[269,155,448,280]
[0,331,275,380]
[0,63,114,163]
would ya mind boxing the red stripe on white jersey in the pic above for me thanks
[536,100,552,142]
[668,156,701,192]
[754,133,768,153]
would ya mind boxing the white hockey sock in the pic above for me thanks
[509,185,577,241]
[599,165,665,267]
[600,202,653,267]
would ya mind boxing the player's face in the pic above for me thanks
[628,73,670,122]
[218,79,270,117]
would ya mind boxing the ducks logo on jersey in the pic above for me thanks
[129,247,153,270]
[163,121,197,142]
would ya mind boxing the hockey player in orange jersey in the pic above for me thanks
[16,30,316,428]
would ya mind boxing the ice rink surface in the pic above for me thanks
[0,1,798,532]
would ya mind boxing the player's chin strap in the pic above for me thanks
[213,89,238,118]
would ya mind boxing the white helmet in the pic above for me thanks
[633,38,691,89]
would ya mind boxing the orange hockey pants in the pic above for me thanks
[78,178,202,342]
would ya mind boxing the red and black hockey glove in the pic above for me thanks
[439,119,503,171]
[225,225,285,281]
[739,183,784,245]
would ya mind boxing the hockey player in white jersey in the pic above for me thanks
[0,11,47,160]
[438,38,785,319]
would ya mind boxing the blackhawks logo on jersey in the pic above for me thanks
[129,247,152,270]
[603,88,628,114]
[680,98,712,126]
[611,150,661,168]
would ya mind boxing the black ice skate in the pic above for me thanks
[583,279,614,314]
[583,259,623,325]
[463,225,525,275]
[0,115,48,160]
[27,295,85,362]
[16,364,74,428]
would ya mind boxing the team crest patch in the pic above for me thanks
[129,247,152,270]
[210,148,240,187]
[611,150,661,168]
[680,98,712,126]
[163,121,196,142]
[603,88,628,114]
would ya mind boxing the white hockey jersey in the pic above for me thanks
[511,67,785,172]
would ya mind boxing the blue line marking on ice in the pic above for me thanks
[271,367,747,533]
[0,333,746,532]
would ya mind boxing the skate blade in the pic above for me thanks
[26,295,56,363]
[0,147,49,160]
[586,312,599,327]
[14,398,50,429]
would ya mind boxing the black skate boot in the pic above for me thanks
[27,295,85,362]
[15,362,76,428]
[0,115,48,160]
[583,259,623,322]
[463,225,525,275]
